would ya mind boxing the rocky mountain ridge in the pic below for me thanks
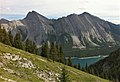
[0,11,120,49]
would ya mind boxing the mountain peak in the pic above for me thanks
[80,12,91,16]
[82,12,90,14]
[25,11,39,18]
[28,11,40,15]
[25,11,48,20]
[67,13,78,18]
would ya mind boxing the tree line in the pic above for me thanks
[1,27,92,82]
[41,42,64,63]
[0,27,65,63]
[1,27,100,82]
[0,27,39,55]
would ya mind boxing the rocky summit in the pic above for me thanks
[0,11,120,49]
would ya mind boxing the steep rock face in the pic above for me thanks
[22,11,55,45]
[0,11,120,48]
[53,12,120,48]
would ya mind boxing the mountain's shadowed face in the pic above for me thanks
[0,11,120,51]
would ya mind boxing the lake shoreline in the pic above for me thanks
[66,55,109,67]
[66,55,108,59]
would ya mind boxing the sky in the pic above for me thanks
[0,0,120,24]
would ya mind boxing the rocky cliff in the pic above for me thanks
[0,11,120,49]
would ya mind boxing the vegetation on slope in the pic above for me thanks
[89,48,120,82]
[0,43,110,82]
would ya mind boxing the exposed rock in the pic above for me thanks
[0,11,120,48]
[2,67,20,76]
[3,53,21,61]
[2,52,61,81]
[36,70,60,82]
[3,68,14,74]
[3,53,36,69]
[18,58,36,69]
[0,76,16,82]
[71,35,86,49]
[0,62,4,68]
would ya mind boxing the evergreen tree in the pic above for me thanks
[55,44,60,62]
[78,63,81,70]
[41,42,49,58]
[81,67,85,71]
[14,33,23,50]
[90,67,95,75]
[8,31,14,46]
[85,63,88,72]
[59,66,70,82]
[32,41,39,55]
[25,38,32,52]
[59,45,64,63]
[2,28,11,45]
[49,42,56,62]
[73,64,77,68]
[0,26,3,42]
[67,56,72,66]
[25,39,39,55]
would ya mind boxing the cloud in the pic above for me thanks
[0,0,119,23]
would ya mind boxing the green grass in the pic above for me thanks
[0,43,111,82]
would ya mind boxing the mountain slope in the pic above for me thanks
[53,12,120,48]
[89,48,120,81]
[0,11,120,56]
[0,11,120,47]
[0,43,110,82]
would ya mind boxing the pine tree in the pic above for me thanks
[14,33,23,50]
[0,26,3,42]
[49,42,56,62]
[73,64,77,68]
[41,42,49,58]
[59,45,64,63]
[67,56,72,66]
[25,38,39,55]
[59,66,70,82]
[81,67,85,71]
[2,28,11,46]
[78,63,81,70]
[32,41,39,55]
[8,31,14,46]
[85,63,88,72]
[25,38,32,52]
[55,44,60,62]
[91,67,95,75]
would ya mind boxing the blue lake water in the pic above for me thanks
[71,55,108,67]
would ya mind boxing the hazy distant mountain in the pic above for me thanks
[0,11,120,49]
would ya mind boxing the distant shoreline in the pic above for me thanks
[79,55,108,59]
[66,55,108,59]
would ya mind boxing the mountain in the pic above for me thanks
[89,48,120,81]
[53,12,120,48]
[0,11,120,56]
[0,43,110,82]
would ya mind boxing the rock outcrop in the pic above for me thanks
[1,52,60,82]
